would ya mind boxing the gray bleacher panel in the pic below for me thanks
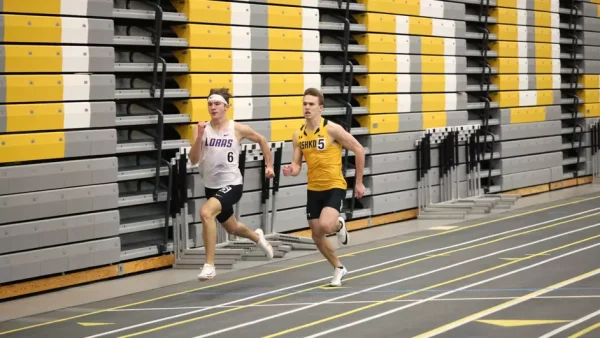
[65,129,117,157]
[367,166,468,195]
[498,152,563,175]
[242,207,307,234]
[493,106,562,125]
[498,136,562,158]
[497,167,563,191]
[397,111,468,133]
[583,60,600,73]
[362,132,423,155]
[0,211,119,255]
[497,121,562,141]
[0,237,120,284]
[582,31,600,46]
[583,17,600,32]
[582,46,600,60]
[0,183,118,225]
[0,158,118,196]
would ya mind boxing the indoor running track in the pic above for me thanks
[3,193,600,338]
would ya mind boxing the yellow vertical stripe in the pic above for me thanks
[535,43,553,58]
[492,75,519,90]
[356,114,399,134]
[535,11,551,27]
[581,75,600,88]
[422,112,447,129]
[356,54,396,73]
[268,28,305,51]
[6,103,65,132]
[535,0,551,12]
[582,104,600,117]
[270,52,304,73]
[536,59,553,73]
[496,0,518,8]
[492,25,518,41]
[491,8,518,24]
[0,132,66,163]
[491,91,519,108]
[270,97,303,118]
[356,34,397,53]
[270,75,305,95]
[4,46,63,72]
[357,0,420,16]
[174,49,233,72]
[491,42,519,57]
[537,90,554,105]
[3,15,62,43]
[490,58,519,73]
[268,6,303,28]
[268,0,302,5]
[181,0,232,25]
[421,37,445,55]
[355,13,395,33]
[423,56,444,74]
[270,119,303,141]
[356,75,396,93]
[409,17,432,36]
[579,90,600,103]
[421,75,445,93]
[535,27,551,43]
[422,94,446,112]
[509,107,546,123]
[174,25,233,49]
[173,100,233,122]
[357,95,397,114]
[536,75,553,89]
[3,0,61,14]
[6,75,64,103]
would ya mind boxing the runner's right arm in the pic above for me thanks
[283,130,303,176]
[189,122,206,165]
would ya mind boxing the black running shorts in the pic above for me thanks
[205,184,244,223]
[306,188,346,220]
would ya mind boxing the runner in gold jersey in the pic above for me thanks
[283,88,366,287]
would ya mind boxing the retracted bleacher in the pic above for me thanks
[0,0,596,295]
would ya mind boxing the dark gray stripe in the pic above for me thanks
[89,102,116,127]
[552,90,562,105]
[89,47,114,72]
[89,75,116,100]
[456,74,467,92]
[527,11,535,26]
[250,27,268,50]
[88,0,113,18]
[527,28,535,42]
[0,45,5,74]
[410,94,422,113]
[529,59,536,74]
[526,0,535,10]
[529,75,537,90]
[0,15,5,43]
[0,104,6,133]
[251,97,270,119]
[252,74,270,96]
[409,36,421,55]
[409,55,420,74]
[413,74,422,93]
[0,75,6,104]
[251,51,269,73]
[87,18,114,45]
[456,56,467,73]
[250,4,268,27]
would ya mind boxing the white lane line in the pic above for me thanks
[84,207,600,338]
[537,308,600,338]
[190,222,600,338]
[308,244,600,338]
[106,295,600,311]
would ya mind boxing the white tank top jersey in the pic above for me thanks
[198,120,243,189]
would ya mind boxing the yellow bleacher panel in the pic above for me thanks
[354,13,397,33]
[581,104,600,117]
[421,75,447,93]
[420,37,447,55]
[409,17,433,36]
[173,24,317,51]
[356,0,421,17]
[174,124,195,143]
[3,14,62,43]
[4,103,65,132]
[355,34,398,54]
[355,54,396,73]
[269,97,304,118]
[509,107,547,123]
[2,0,61,14]
[356,114,399,134]
[356,94,398,114]
[0,132,65,163]
[581,75,600,89]
[5,75,64,103]
[355,75,396,93]
[270,119,304,141]
[172,0,317,29]
[3,46,63,73]
[579,90,600,104]
[422,112,447,129]
[421,94,450,112]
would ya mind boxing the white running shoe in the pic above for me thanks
[198,263,216,281]
[329,266,348,287]
[336,216,349,246]
[255,229,274,260]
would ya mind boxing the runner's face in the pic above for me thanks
[207,100,227,120]
[303,95,322,119]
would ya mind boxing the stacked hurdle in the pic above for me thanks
[591,121,600,184]
[172,141,317,270]
[416,125,519,220]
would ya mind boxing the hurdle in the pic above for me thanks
[417,125,519,220]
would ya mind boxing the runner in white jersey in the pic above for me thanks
[189,88,275,281]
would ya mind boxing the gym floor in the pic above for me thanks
[2,189,600,338]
